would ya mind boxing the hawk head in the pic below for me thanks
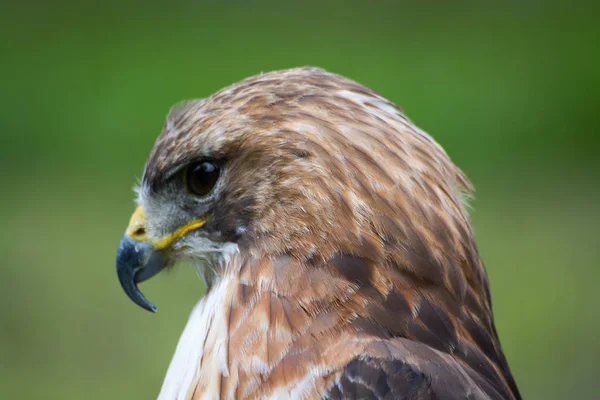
[116,67,520,399]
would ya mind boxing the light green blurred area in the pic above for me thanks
[1,1,598,399]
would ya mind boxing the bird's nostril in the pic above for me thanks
[134,227,146,237]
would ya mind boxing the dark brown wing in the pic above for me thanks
[325,356,436,400]
[323,338,511,400]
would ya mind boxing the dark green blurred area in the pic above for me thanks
[1,1,598,398]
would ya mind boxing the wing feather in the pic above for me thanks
[323,338,508,400]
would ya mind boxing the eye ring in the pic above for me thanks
[185,161,220,197]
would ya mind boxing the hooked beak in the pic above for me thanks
[116,235,164,312]
[116,206,208,312]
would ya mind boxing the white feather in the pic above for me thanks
[158,244,239,400]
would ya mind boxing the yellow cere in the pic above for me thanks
[126,206,208,250]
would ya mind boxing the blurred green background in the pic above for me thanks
[1,1,598,398]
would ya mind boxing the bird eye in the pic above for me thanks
[186,161,220,196]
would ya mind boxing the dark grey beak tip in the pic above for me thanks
[116,235,164,313]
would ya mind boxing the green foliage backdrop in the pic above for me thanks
[1,1,598,398]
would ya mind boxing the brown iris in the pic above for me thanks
[186,161,220,196]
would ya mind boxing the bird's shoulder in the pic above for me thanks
[322,338,508,400]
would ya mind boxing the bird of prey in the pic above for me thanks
[116,67,521,399]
